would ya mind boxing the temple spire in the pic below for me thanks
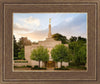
[48,18,52,38]
[49,18,51,24]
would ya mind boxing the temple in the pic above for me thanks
[24,18,68,68]
[48,18,52,38]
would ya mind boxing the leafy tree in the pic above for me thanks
[69,40,86,65]
[77,36,86,43]
[17,37,32,60]
[51,44,69,67]
[69,36,77,42]
[52,33,68,44]
[18,37,32,49]
[14,36,32,60]
[77,46,86,65]
[30,46,49,68]
[18,48,25,60]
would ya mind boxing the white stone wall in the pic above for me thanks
[62,62,69,67]
[57,62,61,68]
[25,46,32,65]
[39,38,61,47]
[24,38,69,68]
[57,62,69,68]
[14,60,28,67]
[30,60,43,67]
[14,63,28,66]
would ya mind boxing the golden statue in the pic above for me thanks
[49,18,51,24]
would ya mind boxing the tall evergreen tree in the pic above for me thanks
[13,35,19,60]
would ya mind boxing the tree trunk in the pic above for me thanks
[61,61,62,68]
[39,60,40,68]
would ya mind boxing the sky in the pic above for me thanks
[13,13,87,42]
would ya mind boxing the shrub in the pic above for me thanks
[14,60,28,63]
[26,65,32,68]
[14,65,26,68]
[31,65,46,70]
[61,66,65,69]
[54,66,69,70]
[14,57,19,60]
[39,67,46,70]
[69,62,78,66]
[34,65,39,69]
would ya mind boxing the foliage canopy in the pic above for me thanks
[51,44,69,67]
[52,33,68,44]
[30,46,49,67]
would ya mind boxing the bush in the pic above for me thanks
[69,62,77,66]
[23,58,26,60]
[31,65,46,70]
[39,68,46,70]
[26,65,32,68]
[14,65,26,68]
[34,65,39,69]
[69,62,86,66]
[14,57,19,60]
[54,66,69,70]
[14,60,28,63]
[61,66,65,69]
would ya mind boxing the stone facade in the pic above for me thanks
[25,38,68,68]
[24,18,69,68]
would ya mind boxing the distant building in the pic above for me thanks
[25,18,68,68]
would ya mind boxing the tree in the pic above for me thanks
[69,40,86,65]
[17,37,32,60]
[30,46,49,68]
[69,36,77,42]
[78,36,86,43]
[18,48,25,60]
[18,37,32,49]
[52,33,68,44]
[51,44,69,67]
[76,46,86,65]
[13,35,19,60]
[13,36,32,60]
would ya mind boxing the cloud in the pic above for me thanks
[14,14,87,42]
[13,23,31,33]
[65,17,73,22]
[52,14,87,39]
[19,29,48,42]
[13,16,41,34]
[23,16,40,26]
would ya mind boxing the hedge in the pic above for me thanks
[14,60,28,63]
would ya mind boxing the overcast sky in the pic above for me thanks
[13,13,87,42]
